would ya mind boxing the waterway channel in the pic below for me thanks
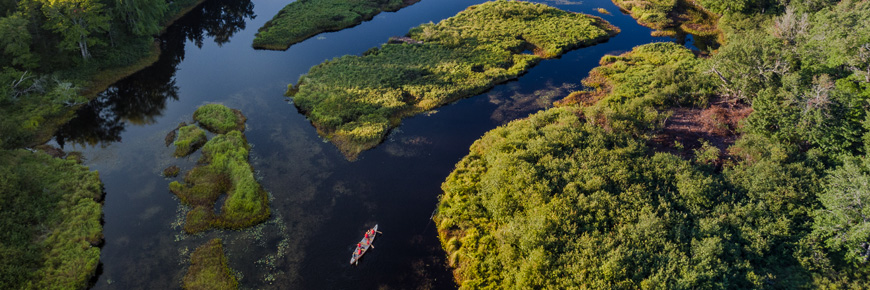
[52,0,685,288]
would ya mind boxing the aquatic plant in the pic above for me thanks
[183,238,239,290]
[253,0,420,50]
[193,104,246,134]
[0,149,103,289]
[174,124,207,157]
[163,165,181,177]
[288,0,619,159]
[169,131,270,233]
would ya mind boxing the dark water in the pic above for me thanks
[52,0,675,288]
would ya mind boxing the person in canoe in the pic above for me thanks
[351,224,380,265]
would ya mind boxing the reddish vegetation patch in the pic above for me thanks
[651,98,752,159]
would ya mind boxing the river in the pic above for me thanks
[51,0,683,288]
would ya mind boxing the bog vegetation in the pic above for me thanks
[194,104,247,134]
[174,124,207,157]
[169,105,270,234]
[183,238,239,290]
[0,149,103,289]
[436,0,870,288]
[288,0,619,159]
[253,0,420,50]
[611,0,721,49]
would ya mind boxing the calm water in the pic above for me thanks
[52,0,677,288]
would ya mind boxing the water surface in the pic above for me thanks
[53,0,675,288]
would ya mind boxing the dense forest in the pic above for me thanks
[436,0,870,288]
[0,0,203,149]
[0,0,220,288]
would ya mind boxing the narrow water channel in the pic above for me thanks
[52,0,678,288]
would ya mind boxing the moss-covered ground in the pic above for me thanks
[253,0,420,50]
[169,106,269,234]
[193,104,246,134]
[288,0,619,159]
[0,149,103,289]
[174,124,208,157]
[183,238,239,290]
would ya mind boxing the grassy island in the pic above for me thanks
[288,0,619,159]
[193,104,246,134]
[253,0,421,50]
[611,0,721,48]
[170,106,269,234]
[0,149,103,289]
[174,124,208,157]
[183,238,239,290]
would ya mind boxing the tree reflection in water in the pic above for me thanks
[54,0,255,148]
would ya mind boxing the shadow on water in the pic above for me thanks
[54,0,254,149]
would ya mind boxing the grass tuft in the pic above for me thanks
[193,104,246,134]
[163,165,181,177]
[174,124,207,157]
[183,238,239,290]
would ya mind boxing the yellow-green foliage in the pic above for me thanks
[612,0,721,44]
[436,107,725,288]
[589,42,713,106]
[565,42,714,135]
[289,0,619,159]
[613,0,679,28]
[253,0,417,50]
[183,238,238,290]
[0,149,102,289]
[169,131,270,233]
[174,124,207,157]
[193,104,246,134]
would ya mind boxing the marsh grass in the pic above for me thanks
[169,131,270,234]
[193,104,246,134]
[612,0,722,48]
[174,124,207,157]
[0,149,103,289]
[556,42,715,135]
[163,165,181,177]
[183,238,239,290]
[253,0,420,50]
[289,0,619,159]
